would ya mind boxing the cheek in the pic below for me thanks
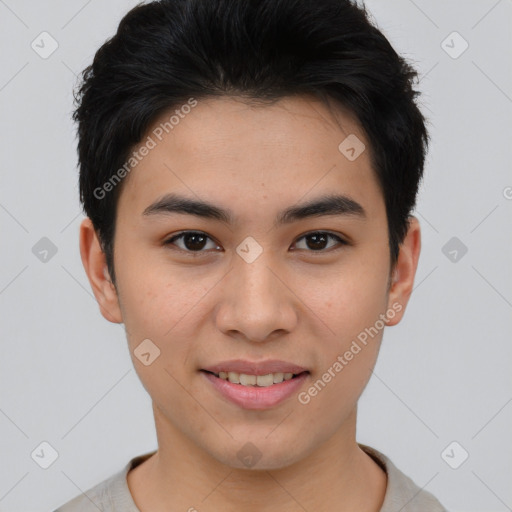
[115,249,199,338]
[301,250,389,395]
[301,291,385,419]
[119,276,198,399]
[306,260,389,336]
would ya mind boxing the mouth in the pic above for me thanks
[201,369,309,387]
[200,369,310,410]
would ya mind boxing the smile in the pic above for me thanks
[206,370,302,386]
[200,370,310,410]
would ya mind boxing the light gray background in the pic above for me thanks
[0,1,511,511]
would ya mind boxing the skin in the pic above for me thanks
[80,95,421,512]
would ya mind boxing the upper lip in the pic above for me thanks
[202,359,309,376]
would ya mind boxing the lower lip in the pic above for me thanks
[201,371,309,410]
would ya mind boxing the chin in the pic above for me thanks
[209,440,306,471]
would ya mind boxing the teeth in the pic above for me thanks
[214,371,300,386]
[273,372,284,383]
[256,374,274,387]
[227,371,239,384]
[239,374,257,385]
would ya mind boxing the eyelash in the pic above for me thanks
[163,230,349,255]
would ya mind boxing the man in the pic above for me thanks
[55,0,446,510]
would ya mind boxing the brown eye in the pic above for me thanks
[293,232,346,252]
[164,231,220,252]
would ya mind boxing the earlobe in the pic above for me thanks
[386,216,421,326]
[79,218,123,324]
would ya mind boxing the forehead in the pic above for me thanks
[117,95,383,222]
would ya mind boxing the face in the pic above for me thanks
[81,95,419,470]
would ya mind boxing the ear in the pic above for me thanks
[79,217,123,323]
[385,216,421,326]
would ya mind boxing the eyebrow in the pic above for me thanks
[142,192,366,227]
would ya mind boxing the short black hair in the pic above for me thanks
[73,0,429,287]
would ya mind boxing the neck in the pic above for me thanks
[127,405,387,512]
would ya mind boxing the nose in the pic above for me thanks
[215,251,298,343]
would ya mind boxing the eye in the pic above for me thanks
[164,231,221,253]
[163,230,348,255]
[292,231,347,252]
